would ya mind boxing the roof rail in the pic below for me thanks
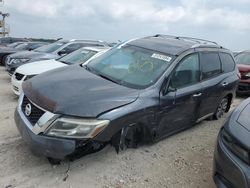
[153,34,218,46]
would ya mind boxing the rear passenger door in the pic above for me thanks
[198,52,228,118]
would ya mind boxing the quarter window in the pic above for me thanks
[170,53,200,89]
[200,52,221,80]
[220,53,235,73]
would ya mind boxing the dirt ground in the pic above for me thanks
[0,66,246,188]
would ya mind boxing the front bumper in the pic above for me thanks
[237,82,250,94]
[213,131,250,188]
[11,75,23,96]
[14,108,76,159]
[5,64,16,76]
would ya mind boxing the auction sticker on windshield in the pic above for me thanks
[151,53,172,62]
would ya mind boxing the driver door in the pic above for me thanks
[157,53,203,138]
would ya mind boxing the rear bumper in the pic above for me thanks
[213,131,250,188]
[14,108,76,159]
[237,82,250,94]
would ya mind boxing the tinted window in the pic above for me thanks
[200,52,221,80]
[58,48,97,65]
[35,42,67,53]
[61,43,86,54]
[220,53,235,73]
[235,52,250,65]
[170,53,200,89]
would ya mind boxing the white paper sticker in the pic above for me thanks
[151,53,172,62]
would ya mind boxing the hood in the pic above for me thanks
[0,46,19,53]
[22,65,139,117]
[237,64,250,72]
[9,50,58,61]
[16,59,67,75]
[225,98,250,148]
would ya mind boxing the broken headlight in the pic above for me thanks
[45,117,109,139]
[221,129,250,164]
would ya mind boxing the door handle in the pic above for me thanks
[193,93,202,97]
[222,82,229,87]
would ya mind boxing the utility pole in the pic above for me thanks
[0,0,10,37]
[0,12,10,36]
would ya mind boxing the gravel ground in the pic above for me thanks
[0,66,245,188]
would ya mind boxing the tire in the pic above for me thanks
[47,157,61,165]
[213,97,229,120]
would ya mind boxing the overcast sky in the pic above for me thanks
[2,0,250,50]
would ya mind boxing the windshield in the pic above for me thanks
[15,43,29,50]
[34,42,66,53]
[58,48,97,65]
[87,45,174,89]
[7,43,21,48]
[235,52,250,65]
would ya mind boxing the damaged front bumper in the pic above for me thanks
[15,108,77,159]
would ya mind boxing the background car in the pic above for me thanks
[0,41,49,66]
[11,46,110,95]
[0,37,30,47]
[14,35,238,163]
[213,97,250,188]
[235,50,250,95]
[5,39,110,75]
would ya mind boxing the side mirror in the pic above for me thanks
[58,50,68,56]
[162,77,177,96]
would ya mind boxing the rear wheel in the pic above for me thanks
[213,97,229,120]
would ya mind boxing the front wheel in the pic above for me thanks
[213,97,229,120]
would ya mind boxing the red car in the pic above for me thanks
[235,51,250,94]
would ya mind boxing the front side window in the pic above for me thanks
[58,48,97,65]
[87,45,174,89]
[170,53,200,89]
[201,52,221,80]
[235,52,250,65]
[15,43,29,50]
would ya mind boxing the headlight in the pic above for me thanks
[24,74,36,81]
[12,59,30,64]
[221,129,250,164]
[245,72,250,78]
[45,117,110,139]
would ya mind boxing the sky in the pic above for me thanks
[1,0,250,51]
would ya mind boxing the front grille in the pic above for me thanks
[6,57,12,65]
[21,96,45,125]
[15,72,24,81]
[238,83,250,92]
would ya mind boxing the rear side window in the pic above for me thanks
[200,52,221,80]
[220,53,235,73]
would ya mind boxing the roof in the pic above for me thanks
[82,46,110,52]
[129,34,224,56]
[58,39,109,47]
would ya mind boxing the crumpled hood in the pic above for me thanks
[22,65,139,117]
[9,50,58,61]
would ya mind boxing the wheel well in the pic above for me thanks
[225,93,233,112]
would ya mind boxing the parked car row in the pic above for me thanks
[0,35,250,188]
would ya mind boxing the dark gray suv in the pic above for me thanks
[14,35,239,164]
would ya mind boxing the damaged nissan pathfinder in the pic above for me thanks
[15,35,239,164]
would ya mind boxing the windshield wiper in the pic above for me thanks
[83,65,121,85]
[97,73,122,85]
